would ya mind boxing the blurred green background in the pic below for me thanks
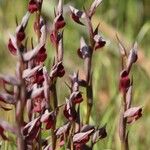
[0,0,150,149]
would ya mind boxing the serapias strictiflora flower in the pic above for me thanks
[93,34,106,50]
[92,125,107,144]
[8,12,30,55]
[73,128,94,149]
[54,14,66,30]
[69,0,103,26]
[50,61,65,79]
[69,6,85,25]
[119,70,130,93]
[35,45,47,63]
[63,98,77,121]
[8,36,18,55]
[28,0,40,13]
[23,117,41,140]
[93,24,106,50]
[77,37,91,59]
[70,91,83,104]
[124,106,142,124]
[40,110,55,129]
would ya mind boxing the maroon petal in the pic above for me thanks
[36,53,47,62]
[41,110,55,130]
[28,0,39,13]
[50,62,65,78]
[73,129,94,145]
[70,91,83,104]
[78,37,91,59]
[23,117,41,140]
[94,34,106,50]
[124,106,142,124]
[57,62,65,77]
[63,99,77,121]
[119,70,130,93]
[71,13,84,25]
[22,65,42,79]
[33,69,44,85]
[54,14,66,30]
[92,125,107,143]
[36,46,47,63]
[23,43,45,61]
[8,39,17,55]
[69,6,85,25]
[16,26,25,42]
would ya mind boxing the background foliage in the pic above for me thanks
[0,0,150,149]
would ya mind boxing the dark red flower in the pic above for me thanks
[50,31,62,46]
[57,62,65,77]
[71,13,84,25]
[16,26,25,42]
[23,117,41,140]
[40,110,55,129]
[50,62,65,79]
[34,69,44,85]
[124,106,142,124]
[93,34,106,50]
[8,39,17,55]
[92,125,107,144]
[28,0,39,13]
[70,91,83,104]
[63,99,77,121]
[69,6,85,25]
[77,37,91,59]
[33,92,45,113]
[36,46,47,63]
[54,14,66,30]
[119,70,130,93]
[73,129,94,148]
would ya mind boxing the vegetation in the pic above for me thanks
[0,0,150,149]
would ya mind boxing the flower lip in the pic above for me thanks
[28,0,39,13]
[8,39,17,55]
[36,46,47,63]
[119,70,130,93]
[57,63,65,77]
[124,106,142,124]
[54,14,66,30]
[120,70,128,78]
[16,26,25,42]
[94,34,106,50]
